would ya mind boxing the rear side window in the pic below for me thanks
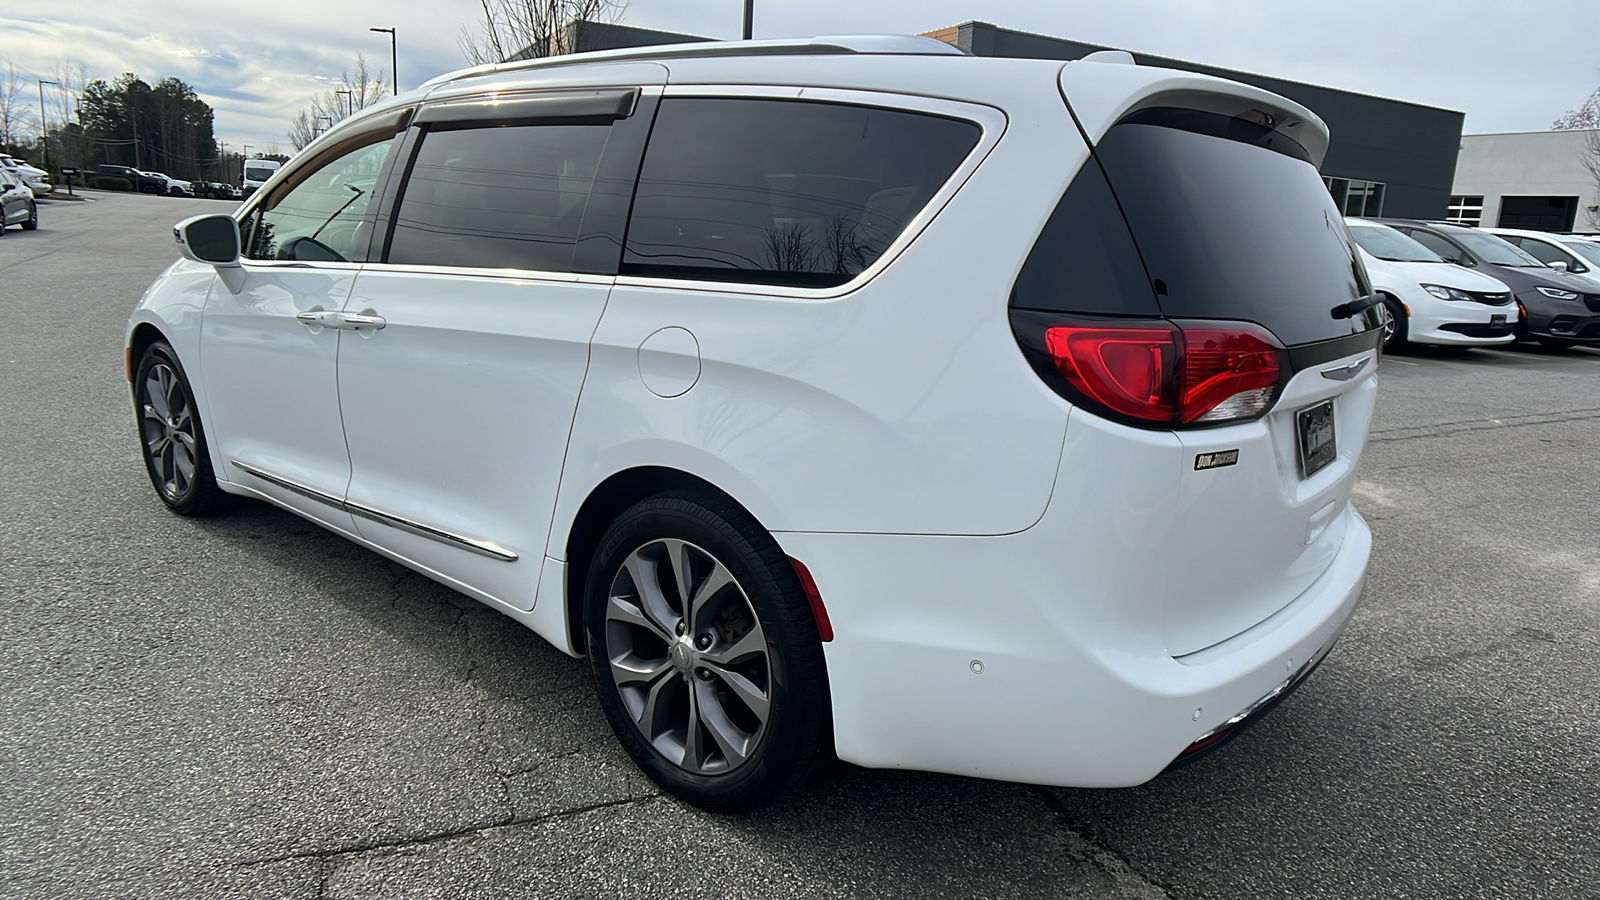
[1009,157,1159,316]
[1094,113,1374,346]
[622,98,981,288]
[387,124,610,272]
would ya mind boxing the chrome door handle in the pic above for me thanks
[295,307,341,328]
[338,312,386,330]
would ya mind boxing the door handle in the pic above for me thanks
[295,307,342,329]
[338,311,386,330]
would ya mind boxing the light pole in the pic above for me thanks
[38,79,59,172]
[335,89,354,119]
[742,0,753,40]
[315,116,333,139]
[370,27,397,95]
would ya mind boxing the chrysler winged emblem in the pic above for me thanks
[1320,357,1371,381]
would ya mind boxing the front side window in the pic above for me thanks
[1406,230,1465,264]
[245,140,394,262]
[622,98,981,288]
[386,123,610,272]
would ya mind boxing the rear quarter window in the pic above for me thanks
[621,98,981,289]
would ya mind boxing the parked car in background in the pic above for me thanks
[153,174,195,197]
[93,165,169,194]
[1346,218,1515,349]
[1377,219,1600,348]
[0,153,53,196]
[0,168,39,232]
[130,37,1382,811]
[1484,228,1600,287]
[241,158,282,197]
[191,181,240,200]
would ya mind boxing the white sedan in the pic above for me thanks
[1346,218,1517,348]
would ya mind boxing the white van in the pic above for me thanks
[240,158,282,198]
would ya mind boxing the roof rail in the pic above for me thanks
[422,34,967,90]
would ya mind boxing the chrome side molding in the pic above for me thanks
[230,459,519,562]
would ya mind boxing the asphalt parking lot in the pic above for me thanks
[3,191,1598,899]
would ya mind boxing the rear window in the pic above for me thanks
[1093,111,1374,346]
[621,98,980,288]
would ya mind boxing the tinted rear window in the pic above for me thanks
[1095,114,1373,346]
[622,98,980,288]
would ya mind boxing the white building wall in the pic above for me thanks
[1453,129,1600,232]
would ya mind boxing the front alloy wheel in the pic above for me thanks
[135,343,224,516]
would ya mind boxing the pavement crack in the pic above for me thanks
[1030,786,1173,899]
[232,794,660,871]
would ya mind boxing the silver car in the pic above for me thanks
[0,169,39,232]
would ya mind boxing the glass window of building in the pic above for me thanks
[1447,195,1484,226]
[1324,177,1386,217]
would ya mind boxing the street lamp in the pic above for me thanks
[742,0,754,40]
[370,27,397,95]
[335,89,354,119]
[38,79,59,172]
[315,115,333,138]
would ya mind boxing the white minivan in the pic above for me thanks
[1346,218,1517,348]
[127,36,1380,810]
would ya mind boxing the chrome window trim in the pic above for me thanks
[613,85,1007,301]
[230,460,519,562]
[353,262,616,286]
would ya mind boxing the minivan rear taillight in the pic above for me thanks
[1013,312,1287,428]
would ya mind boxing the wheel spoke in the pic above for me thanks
[702,661,771,722]
[687,562,735,633]
[697,680,755,768]
[623,550,681,636]
[173,442,196,490]
[145,373,170,420]
[609,651,671,687]
[703,626,765,666]
[664,539,696,613]
[681,678,704,772]
[605,593,670,644]
[635,669,678,742]
[162,368,184,419]
[143,428,169,456]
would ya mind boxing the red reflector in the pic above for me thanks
[788,556,832,642]
[1044,326,1176,421]
[1043,323,1282,426]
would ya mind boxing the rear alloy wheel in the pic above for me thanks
[586,491,830,812]
[135,342,226,516]
[1378,297,1407,351]
[21,202,37,230]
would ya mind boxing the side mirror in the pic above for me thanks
[1549,260,1569,272]
[173,214,240,267]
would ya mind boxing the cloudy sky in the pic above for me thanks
[9,0,1600,152]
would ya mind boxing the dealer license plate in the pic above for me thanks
[1297,400,1337,478]
[1491,314,1507,326]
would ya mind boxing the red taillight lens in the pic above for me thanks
[1039,321,1283,427]
[1044,326,1176,421]
[1177,329,1281,424]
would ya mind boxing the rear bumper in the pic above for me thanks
[777,506,1369,788]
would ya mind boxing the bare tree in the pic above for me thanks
[0,57,38,151]
[287,55,391,151]
[1553,86,1600,130]
[459,0,629,65]
[762,222,818,273]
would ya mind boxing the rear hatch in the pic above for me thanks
[1014,67,1382,656]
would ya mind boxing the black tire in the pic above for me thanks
[133,342,227,516]
[21,202,37,230]
[585,489,831,812]
[1379,296,1407,351]
[1537,337,1578,350]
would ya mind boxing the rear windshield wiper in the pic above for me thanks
[1331,294,1382,320]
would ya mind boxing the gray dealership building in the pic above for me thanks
[558,19,1466,220]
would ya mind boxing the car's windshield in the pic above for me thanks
[1558,238,1600,267]
[1349,223,1443,262]
[244,167,275,181]
[1452,230,1545,266]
